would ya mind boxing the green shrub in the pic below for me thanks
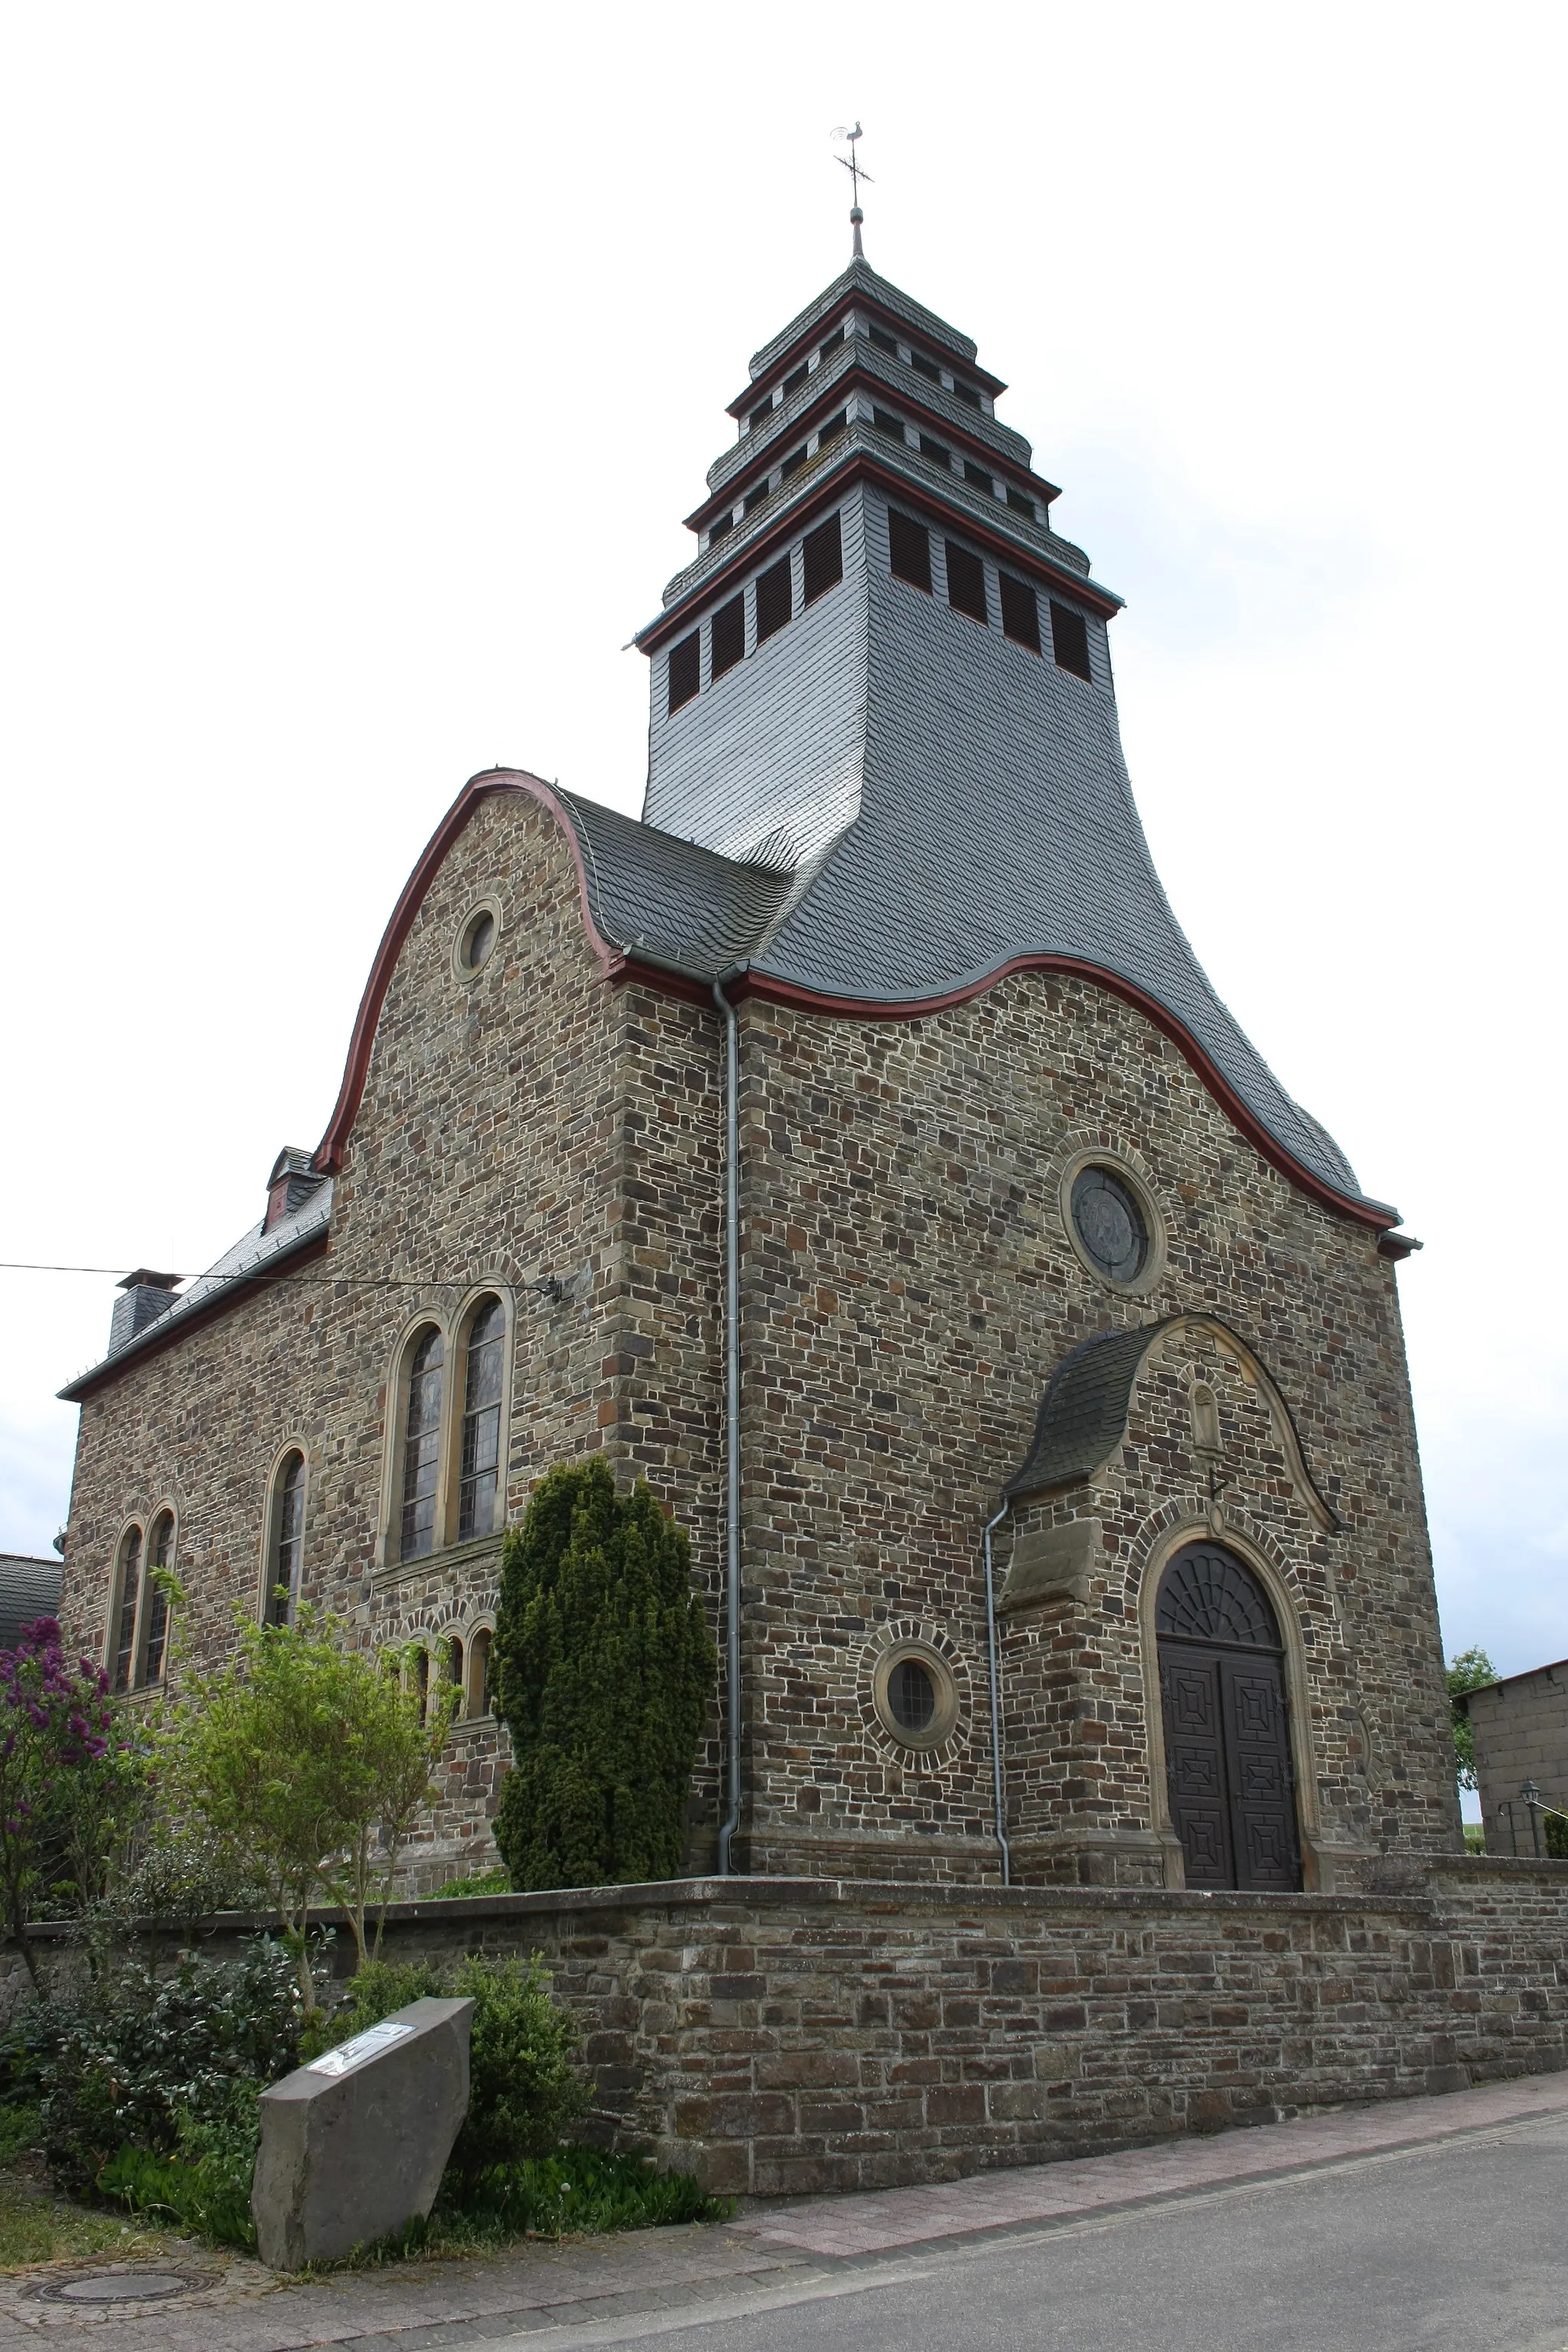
[8,1939,309,2191]
[492,1460,716,1891]
[98,2086,261,2249]
[313,1952,590,2185]
[432,1865,512,1899]
[1545,1811,1568,1860]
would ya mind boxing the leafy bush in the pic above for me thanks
[0,1619,149,1984]
[492,1460,716,1890]
[164,1607,455,2002]
[313,1953,590,2186]
[8,1939,309,2191]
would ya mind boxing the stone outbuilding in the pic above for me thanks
[56,246,1457,1893]
[1460,1661,1568,1854]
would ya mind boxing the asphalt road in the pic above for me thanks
[553,2112,1568,2352]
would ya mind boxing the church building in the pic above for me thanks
[57,239,1459,1894]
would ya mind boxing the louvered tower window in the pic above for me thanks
[1050,601,1093,681]
[400,1328,444,1560]
[457,1298,505,1541]
[668,633,700,713]
[112,1526,141,1693]
[887,511,932,592]
[268,1452,305,1625]
[963,459,995,494]
[910,350,941,382]
[143,1511,173,1680]
[711,593,745,679]
[1000,572,1041,652]
[802,514,843,604]
[946,541,988,624]
[755,555,792,642]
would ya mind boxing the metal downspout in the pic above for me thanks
[982,1498,1012,1886]
[713,981,743,1875]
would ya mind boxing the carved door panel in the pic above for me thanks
[1220,1655,1301,1890]
[1159,1650,1234,1888]
[1159,1642,1302,1891]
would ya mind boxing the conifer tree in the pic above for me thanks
[491,1459,717,1890]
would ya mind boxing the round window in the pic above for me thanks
[1070,1164,1148,1285]
[888,1657,936,1734]
[871,1642,960,1752]
[460,910,496,972]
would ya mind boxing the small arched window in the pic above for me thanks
[469,1626,492,1719]
[267,1452,305,1627]
[400,1328,445,1560]
[111,1527,142,1693]
[142,1513,174,1684]
[445,1635,465,1714]
[457,1298,505,1541]
[410,1644,430,1722]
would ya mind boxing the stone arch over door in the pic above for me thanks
[1155,1539,1303,1892]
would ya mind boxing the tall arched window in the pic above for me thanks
[266,1452,305,1627]
[457,1298,505,1541]
[400,1328,444,1560]
[142,1513,174,1684]
[445,1635,465,1715]
[111,1527,142,1693]
[410,1644,430,1722]
[468,1626,492,1720]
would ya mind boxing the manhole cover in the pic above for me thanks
[38,2269,198,2304]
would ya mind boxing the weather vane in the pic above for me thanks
[831,122,873,260]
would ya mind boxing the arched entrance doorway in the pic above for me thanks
[1156,1540,1302,1891]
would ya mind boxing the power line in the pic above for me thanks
[0,1261,558,1295]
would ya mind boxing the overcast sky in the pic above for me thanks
[2,4,1563,1721]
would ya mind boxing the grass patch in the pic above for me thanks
[317,2148,732,2268]
[0,2164,181,2272]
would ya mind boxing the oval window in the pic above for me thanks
[1070,1164,1148,1285]
[888,1657,936,1734]
[460,909,496,972]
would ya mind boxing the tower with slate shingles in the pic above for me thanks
[57,243,1455,1896]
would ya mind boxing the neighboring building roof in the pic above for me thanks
[0,1555,64,1651]
[57,1180,334,1402]
[1455,1658,1568,1710]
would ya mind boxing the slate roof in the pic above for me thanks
[58,1181,334,1400]
[1003,1325,1160,1500]
[0,1556,64,1651]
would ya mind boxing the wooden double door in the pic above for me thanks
[1155,1543,1302,1892]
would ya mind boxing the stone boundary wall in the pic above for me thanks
[15,1862,1568,2197]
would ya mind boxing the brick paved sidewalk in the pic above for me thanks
[2,2070,1565,2352]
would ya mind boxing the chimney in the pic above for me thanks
[263,1146,325,1233]
[109,1269,182,1354]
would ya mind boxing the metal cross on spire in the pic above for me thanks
[831,122,873,260]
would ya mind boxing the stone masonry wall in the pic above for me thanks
[720,977,1453,1884]
[60,792,671,1885]
[28,1864,1565,2198]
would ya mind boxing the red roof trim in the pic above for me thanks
[640,452,1120,655]
[692,362,1054,534]
[724,291,1007,416]
[312,770,619,1175]
[612,950,1394,1230]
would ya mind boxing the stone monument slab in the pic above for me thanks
[252,1995,473,2269]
